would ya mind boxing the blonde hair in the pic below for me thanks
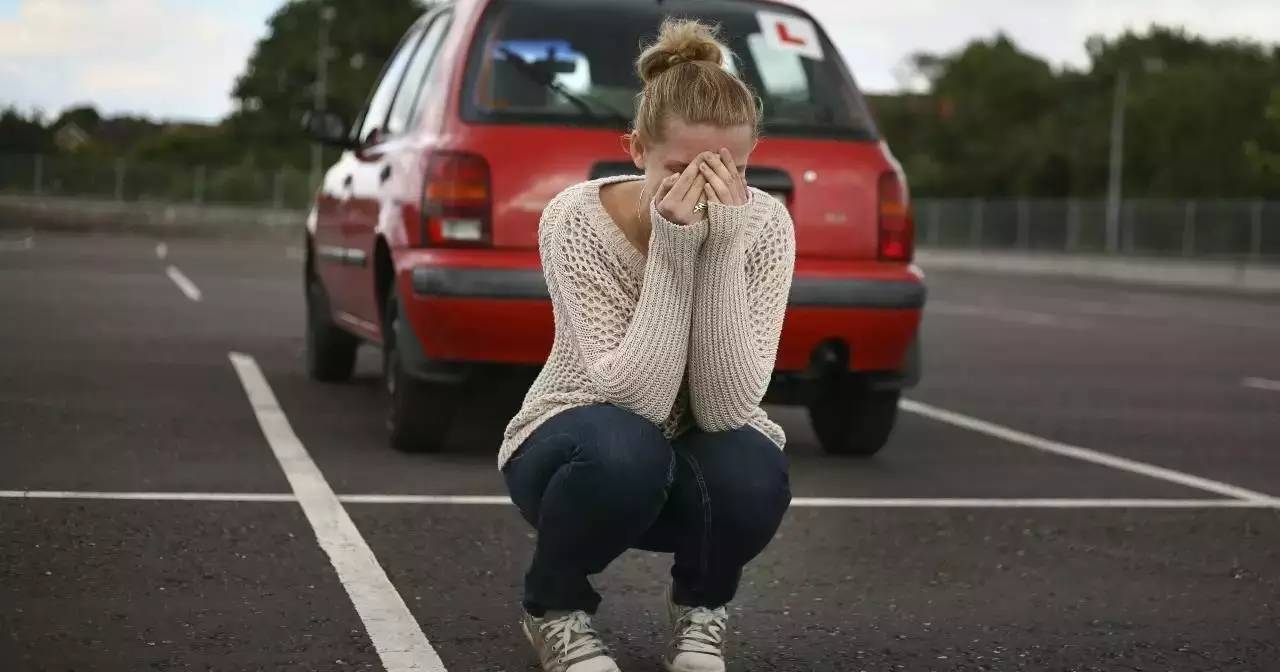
[633,18,759,144]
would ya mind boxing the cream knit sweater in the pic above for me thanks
[497,175,796,469]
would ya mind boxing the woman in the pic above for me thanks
[499,18,795,672]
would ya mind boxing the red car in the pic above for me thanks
[304,0,924,456]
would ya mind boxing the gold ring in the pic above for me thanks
[693,201,707,213]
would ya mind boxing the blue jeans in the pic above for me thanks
[502,404,792,616]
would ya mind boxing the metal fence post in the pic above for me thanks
[1182,200,1196,257]
[272,169,285,209]
[114,158,126,202]
[33,154,44,195]
[1249,200,1263,261]
[970,198,984,249]
[194,165,206,204]
[928,201,941,246]
[1066,198,1080,252]
[1016,198,1030,250]
[1122,200,1135,253]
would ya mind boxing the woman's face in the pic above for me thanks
[631,119,755,198]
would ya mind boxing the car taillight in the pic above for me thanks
[420,152,491,247]
[877,171,914,262]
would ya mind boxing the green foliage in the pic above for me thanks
[1244,88,1280,180]
[131,124,237,166]
[879,27,1280,197]
[226,0,427,168]
[6,13,1277,200]
[0,108,54,154]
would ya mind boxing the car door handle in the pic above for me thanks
[379,165,392,183]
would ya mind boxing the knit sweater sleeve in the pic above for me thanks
[541,190,708,424]
[687,192,796,431]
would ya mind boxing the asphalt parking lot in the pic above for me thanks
[2,229,1278,671]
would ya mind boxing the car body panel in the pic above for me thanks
[311,0,925,383]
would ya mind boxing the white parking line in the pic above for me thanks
[155,242,168,259]
[1242,377,1280,393]
[340,494,1274,509]
[3,490,1275,509]
[0,490,296,502]
[0,234,34,251]
[901,399,1279,505]
[165,265,202,302]
[228,352,448,672]
[342,494,511,505]
[789,497,1273,508]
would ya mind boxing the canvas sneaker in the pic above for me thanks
[663,587,728,672]
[521,609,621,672]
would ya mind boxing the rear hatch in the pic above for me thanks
[455,0,894,260]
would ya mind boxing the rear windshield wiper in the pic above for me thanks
[495,46,630,127]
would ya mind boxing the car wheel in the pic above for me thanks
[807,381,900,457]
[383,289,454,453]
[305,273,358,382]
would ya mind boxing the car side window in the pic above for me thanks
[385,11,453,137]
[355,23,427,146]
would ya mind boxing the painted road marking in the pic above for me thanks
[901,399,1280,504]
[155,242,168,259]
[165,265,202,302]
[340,494,1274,509]
[0,234,34,251]
[343,494,512,505]
[229,352,448,672]
[0,490,296,502]
[3,490,1276,509]
[1242,377,1280,393]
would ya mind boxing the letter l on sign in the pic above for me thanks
[776,22,806,46]
[756,10,824,61]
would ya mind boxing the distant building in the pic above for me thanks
[53,122,91,152]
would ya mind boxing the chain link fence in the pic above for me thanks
[915,197,1280,262]
[2,154,1277,261]
[0,154,313,210]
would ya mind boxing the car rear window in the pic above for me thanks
[461,0,877,140]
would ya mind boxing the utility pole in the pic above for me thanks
[1104,69,1128,255]
[310,4,336,193]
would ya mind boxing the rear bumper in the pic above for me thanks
[397,249,925,388]
[412,265,926,309]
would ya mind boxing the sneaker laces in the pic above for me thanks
[673,606,727,655]
[539,611,609,662]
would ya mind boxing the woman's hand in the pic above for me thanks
[654,160,708,227]
[699,148,749,206]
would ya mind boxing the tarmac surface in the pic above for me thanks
[2,230,1278,671]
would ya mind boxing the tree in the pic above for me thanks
[884,35,1070,196]
[227,0,427,169]
[1086,27,1280,197]
[51,105,103,132]
[131,124,237,166]
[0,108,53,154]
[873,27,1280,198]
[1244,88,1280,183]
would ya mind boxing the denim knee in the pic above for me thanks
[569,404,674,500]
[504,404,675,532]
[681,427,791,541]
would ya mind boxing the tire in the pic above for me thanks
[305,272,358,383]
[383,289,455,453]
[808,381,900,457]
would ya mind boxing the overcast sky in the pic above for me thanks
[1,0,1277,123]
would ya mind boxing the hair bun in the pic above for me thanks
[637,19,725,85]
